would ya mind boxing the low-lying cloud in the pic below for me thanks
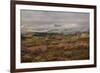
[21,10,89,34]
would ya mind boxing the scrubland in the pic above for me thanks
[21,32,89,62]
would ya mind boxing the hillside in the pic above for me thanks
[21,32,89,62]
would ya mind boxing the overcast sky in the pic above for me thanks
[21,10,89,34]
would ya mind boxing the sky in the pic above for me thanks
[21,10,89,34]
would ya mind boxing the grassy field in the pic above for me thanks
[21,32,89,62]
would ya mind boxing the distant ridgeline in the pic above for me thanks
[21,32,63,38]
[21,31,89,38]
[34,32,63,36]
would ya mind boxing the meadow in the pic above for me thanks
[21,32,89,62]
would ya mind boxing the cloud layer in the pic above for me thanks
[21,10,89,34]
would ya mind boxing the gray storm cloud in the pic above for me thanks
[21,10,89,34]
